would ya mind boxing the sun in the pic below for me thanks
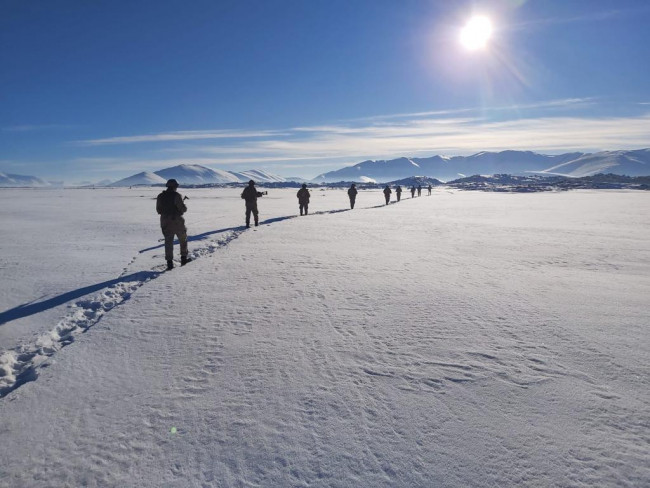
[460,16,493,51]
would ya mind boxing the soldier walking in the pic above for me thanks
[428,184,432,195]
[383,185,392,205]
[297,183,311,215]
[410,186,416,198]
[348,184,358,209]
[417,185,422,197]
[396,185,402,202]
[156,179,191,270]
[241,180,264,228]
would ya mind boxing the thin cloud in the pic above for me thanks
[3,124,76,132]
[512,8,650,30]
[175,112,650,166]
[76,129,288,146]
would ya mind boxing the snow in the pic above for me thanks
[154,164,241,184]
[112,171,167,186]
[231,169,287,183]
[0,172,50,187]
[1,187,649,487]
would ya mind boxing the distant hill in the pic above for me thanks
[535,149,650,177]
[111,172,167,187]
[154,164,240,184]
[386,176,444,186]
[0,172,50,187]
[230,169,286,183]
[110,164,286,186]
[312,150,649,182]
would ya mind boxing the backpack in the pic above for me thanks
[157,190,179,217]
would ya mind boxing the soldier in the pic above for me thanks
[417,185,422,197]
[396,185,402,202]
[348,183,358,209]
[156,179,191,270]
[297,183,311,216]
[428,184,432,196]
[410,186,416,198]
[241,180,264,228]
[383,185,392,205]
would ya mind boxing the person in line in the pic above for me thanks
[348,183,358,209]
[156,179,191,270]
[428,184,432,196]
[241,180,264,228]
[383,185,392,205]
[410,186,416,198]
[297,183,311,216]
[417,185,422,197]
[396,185,402,202]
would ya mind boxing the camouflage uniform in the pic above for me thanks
[156,189,188,262]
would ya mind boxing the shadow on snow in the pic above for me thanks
[0,271,160,327]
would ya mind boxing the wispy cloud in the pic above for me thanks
[76,129,288,146]
[3,124,76,132]
[71,100,650,178]
[512,8,650,30]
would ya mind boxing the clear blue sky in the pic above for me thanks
[2,0,649,182]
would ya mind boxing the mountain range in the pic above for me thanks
[110,165,287,186]
[2,149,649,187]
[0,172,50,187]
[314,149,650,182]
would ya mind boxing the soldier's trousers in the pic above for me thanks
[299,203,309,215]
[349,197,356,209]
[160,215,188,261]
[245,202,259,226]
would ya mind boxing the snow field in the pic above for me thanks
[0,188,648,487]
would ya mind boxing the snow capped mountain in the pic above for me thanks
[230,169,286,183]
[312,150,649,182]
[0,172,50,187]
[111,172,167,187]
[110,165,287,186]
[154,164,240,184]
[536,149,650,177]
[313,157,422,182]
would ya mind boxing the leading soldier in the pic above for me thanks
[156,179,191,270]
[241,180,264,228]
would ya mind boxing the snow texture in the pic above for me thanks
[0,187,648,487]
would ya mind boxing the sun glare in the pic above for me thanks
[460,16,493,51]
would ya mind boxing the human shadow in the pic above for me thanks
[259,215,296,225]
[312,209,351,216]
[0,271,160,326]
[140,225,247,253]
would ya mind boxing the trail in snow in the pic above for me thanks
[0,205,383,398]
[0,227,243,397]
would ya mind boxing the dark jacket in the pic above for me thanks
[348,186,358,198]
[241,186,263,203]
[383,186,391,196]
[156,190,187,217]
[297,188,310,204]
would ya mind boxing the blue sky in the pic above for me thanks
[2,0,649,182]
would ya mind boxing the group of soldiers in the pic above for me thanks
[156,179,434,270]
[381,183,432,205]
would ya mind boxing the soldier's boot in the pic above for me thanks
[181,256,192,266]
[167,260,174,271]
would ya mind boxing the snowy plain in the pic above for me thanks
[0,187,648,487]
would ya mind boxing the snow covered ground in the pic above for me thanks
[0,187,648,487]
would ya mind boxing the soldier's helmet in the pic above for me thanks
[248,180,255,185]
[166,179,179,189]
[302,183,307,188]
